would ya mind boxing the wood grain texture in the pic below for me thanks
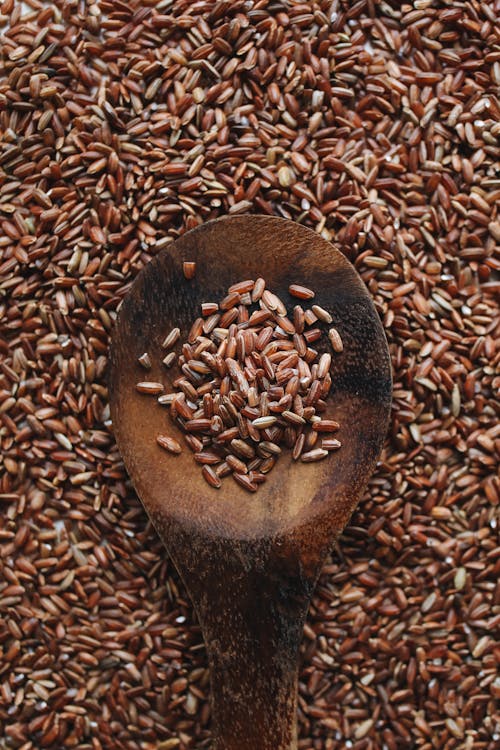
[109,216,392,749]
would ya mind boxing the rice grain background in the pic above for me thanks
[0,1,498,749]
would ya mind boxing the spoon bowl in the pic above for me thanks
[109,216,391,749]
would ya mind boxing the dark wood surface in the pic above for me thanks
[109,216,392,749]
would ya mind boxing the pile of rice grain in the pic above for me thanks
[0,1,498,748]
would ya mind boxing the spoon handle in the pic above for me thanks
[204,604,302,749]
[171,534,316,750]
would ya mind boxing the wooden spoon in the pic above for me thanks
[109,216,392,750]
